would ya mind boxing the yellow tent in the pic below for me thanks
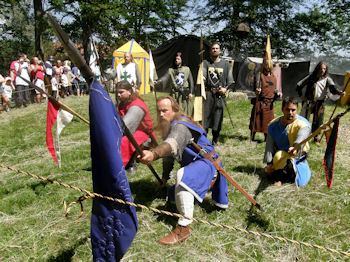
[113,39,150,94]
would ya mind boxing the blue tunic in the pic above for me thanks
[268,115,311,187]
[171,119,228,208]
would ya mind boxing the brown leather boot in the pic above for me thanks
[158,225,190,245]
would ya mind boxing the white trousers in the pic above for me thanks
[175,168,194,226]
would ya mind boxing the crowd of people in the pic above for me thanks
[1,42,346,246]
[0,53,89,113]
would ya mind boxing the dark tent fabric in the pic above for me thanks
[152,35,210,92]
[281,61,310,98]
[233,61,259,93]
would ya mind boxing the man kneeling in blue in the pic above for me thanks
[264,97,312,187]
[139,96,228,245]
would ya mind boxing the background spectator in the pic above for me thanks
[30,57,46,104]
[50,71,58,99]
[13,53,31,107]
[1,77,15,112]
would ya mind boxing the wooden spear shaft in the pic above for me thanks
[17,75,90,125]
[250,92,259,141]
[191,142,261,210]
[274,107,350,168]
[293,107,350,152]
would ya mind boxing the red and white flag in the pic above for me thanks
[46,99,73,167]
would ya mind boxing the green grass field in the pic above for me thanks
[0,93,349,261]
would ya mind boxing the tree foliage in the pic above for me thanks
[191,0,307,60]
[191,0,349,70]
[0,1,35,75]
[0,0,348,75]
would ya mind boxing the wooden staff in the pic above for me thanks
[191,142,261,210]
[47,12,162,184]
[275,107,350,167]
[16,75,89,125]
[250,92,259,141]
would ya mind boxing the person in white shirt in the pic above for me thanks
[14,53,31,107]
[111,52,141,93]
[50,71,59,98]
[1,77,15,112]
[60,68,69,98]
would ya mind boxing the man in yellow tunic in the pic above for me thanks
[264,97,312,186]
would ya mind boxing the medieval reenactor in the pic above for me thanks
[249,51,280,141]
[296,61,345,143]
[138,96,228,244]
[202,42,234,145]
[116,80,156,173]
[157,52,194,115]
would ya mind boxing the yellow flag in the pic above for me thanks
[265,33,273,72]
[193,32,206,122]
[196,62,206,100]
[340,72,350,106]
[193,96,203,121]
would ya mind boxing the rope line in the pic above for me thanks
[1,163,349,258]
[11,82,89,94]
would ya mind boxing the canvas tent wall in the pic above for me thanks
[152,35,210,93]
[112,39,150,94]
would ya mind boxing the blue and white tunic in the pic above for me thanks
[164,118,228,208]
[265,115,312,187]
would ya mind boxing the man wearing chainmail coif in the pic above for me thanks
[202,42,234,145]
[138,96,228,245]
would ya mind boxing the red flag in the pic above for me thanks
[46,99,60,164]
[323,116,340,189]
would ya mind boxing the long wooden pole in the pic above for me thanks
[250,92,259,141]
[293,107,350,152]
[17,75,90,125]
[274,107,350,168]
[191,142,261,210]
[46,13,163,184]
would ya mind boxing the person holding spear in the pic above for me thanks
[249,51,280,141]
[264,97,311,187]
[296,61,345,144]
[139,96,261,245]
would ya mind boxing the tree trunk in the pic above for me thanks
[34,0,45,60]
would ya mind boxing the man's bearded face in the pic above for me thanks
[157,117,171,139]
[156,99,176,138]
[124,53,132,64]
